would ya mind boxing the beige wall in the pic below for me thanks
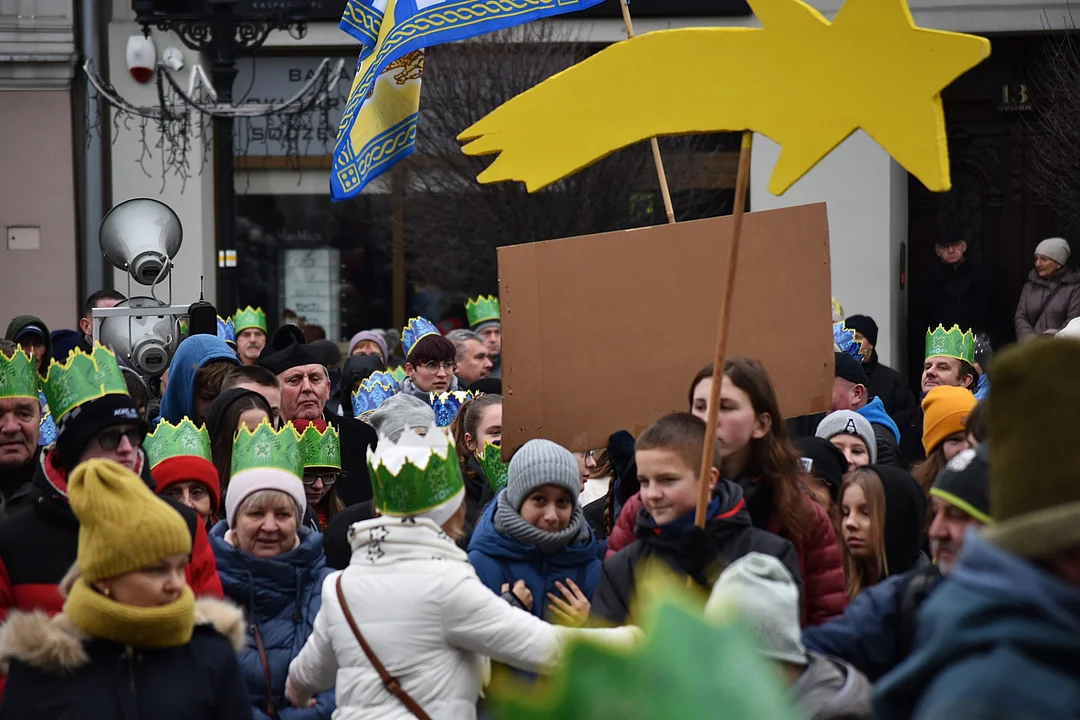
[0,90,79,333]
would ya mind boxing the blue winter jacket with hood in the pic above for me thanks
[467,493,602,620]
[159,335,240,424]
[856,396,901,443]
[210,522,335,720]
[874,531,1080,720]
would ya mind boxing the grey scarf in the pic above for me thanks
[493,491,589,554]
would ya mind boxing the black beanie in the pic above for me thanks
[874,465,928,576]
[834,352,869,386]
[56,394,148,472]
[845,314,878,347]
[794,436,847,501]
[258,324,322,375]
[931,443,990,525]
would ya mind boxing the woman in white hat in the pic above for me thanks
[1015,237,1080,342]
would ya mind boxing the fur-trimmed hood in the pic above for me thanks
[0,565,245,674]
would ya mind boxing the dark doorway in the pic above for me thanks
[906,35,1068,393]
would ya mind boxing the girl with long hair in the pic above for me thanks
[840,466,928,598]
[449,393,504,532]
[688,358,848,626]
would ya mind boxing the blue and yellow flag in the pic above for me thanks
[331,0,605,202]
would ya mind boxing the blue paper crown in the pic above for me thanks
[353,378,399,417]
[367,370,400,389]
[429,390,475,428]
[833,321,867,362]
[217,316,236,345]
[38,391,56,446]
[402,317,440,358]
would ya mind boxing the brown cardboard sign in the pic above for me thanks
[498,203,833,454]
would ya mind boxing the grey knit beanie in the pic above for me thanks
[368,394,436,441]
[815,410,877,464]
[505,439,581,510]
[1034,237,1070,267]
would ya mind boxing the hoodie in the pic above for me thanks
[856,397,900,443]
[467,496,602,619]
[793,652,874,720]
[4,315,51,371]
[874,532,1080,720]
[873,465,927,578]
[159,335,240,424]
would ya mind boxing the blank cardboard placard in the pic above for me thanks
[499,203,832,454]
[460,0,990,196]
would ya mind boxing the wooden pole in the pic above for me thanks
[618,0,677,225]
[693,131,753,530]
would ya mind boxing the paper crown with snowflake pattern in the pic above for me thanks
[366,426,465,517]
[353,377,399,418]
[0,347,39,400]
[233,306,268,334]
[925,324,976,364]
[145,417,213,469]
[297,421,341,470]
[478,440,509,493]
[39,344,129,422]
[833,321,868,362]
[401,317,440,358]
[230,419,303,479]
[217,316,236,346]
[429,390,475,428]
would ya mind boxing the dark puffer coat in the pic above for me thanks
[0,596,250,719]
[210,522,335,720]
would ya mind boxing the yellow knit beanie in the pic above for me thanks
[68,459,192,582]
[921,385,978,455]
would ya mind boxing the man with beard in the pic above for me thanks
[259,325,377,504]
[233,306,269,367]
[803,445,989,680]
[0,340,41,512]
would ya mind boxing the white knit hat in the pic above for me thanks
[1035,237,1070,266]
[225,468,307,528]
[706,553,807,667]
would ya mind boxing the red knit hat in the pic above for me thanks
[151,455,221,513]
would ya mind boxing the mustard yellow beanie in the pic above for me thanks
[68,459,192,582]
[921,385,977,455]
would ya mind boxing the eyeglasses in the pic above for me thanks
[302,472,340,487]
[95,428,146,451]
[418,361,456,373]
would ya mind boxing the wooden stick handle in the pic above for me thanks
[694,131,754,530]
[618,0,677,225]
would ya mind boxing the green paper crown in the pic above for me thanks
[466,295,501,327]
[145,417,213,468]
[367,427,465,516]
[40,344,129,421]
[231,419,303,479]
[298,423,341,470]
[925,324,975,364]
[478,441,509,494]
[234,306,268,334]
[0,349,39,400]
[388,365,407,384]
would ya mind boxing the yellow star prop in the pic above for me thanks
[458,0,990,195]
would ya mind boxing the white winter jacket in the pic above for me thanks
[288,515,636,720]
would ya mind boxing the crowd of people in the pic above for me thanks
[0,236,1075,718]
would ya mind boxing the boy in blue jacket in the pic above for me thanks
[468,439,600,625]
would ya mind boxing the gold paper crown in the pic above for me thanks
[39,344,128,421]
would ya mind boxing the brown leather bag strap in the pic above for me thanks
[251,622,278,719]
[336,574,431,720]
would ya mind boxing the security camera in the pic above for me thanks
[99,198,182,286]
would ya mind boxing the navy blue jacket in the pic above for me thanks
[467,495,602,620]
[875,532,1080,719]
[210,522,335,720]
[803,567,942,681]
